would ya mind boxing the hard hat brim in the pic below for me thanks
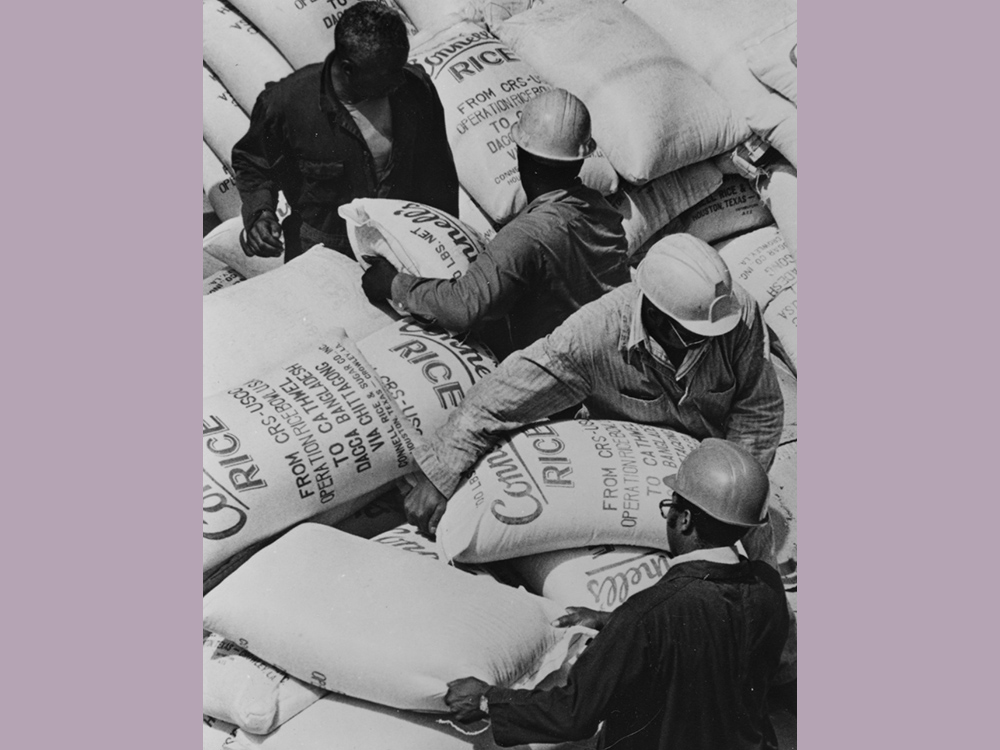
[662,473,769,528]
[637,291,741,338]
[510,122,596,161]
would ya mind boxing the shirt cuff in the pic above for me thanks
[413,440,463,497]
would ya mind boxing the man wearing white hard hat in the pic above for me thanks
[404,233,783,566]
[444,439,790,750]
[360,88,629,360]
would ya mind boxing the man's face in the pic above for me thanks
[342,55,406,102]
[661,492,687,550]
[640,298,708,352]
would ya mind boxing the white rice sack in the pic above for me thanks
[203,524,564,711]
[716,225,796,312]
[479,0,543,30]
[409,22,618,225]
[339,198,486,279]
[202,217,286,281]
[764,283,797,374]
[437,420,699,563]
[513,545,671,613]
[203,334,419,572]
[203,715,239,750]
[203,247,395,396]
[204,267,247,296]
[203,0,295,113]
[493,0,744,184]
[768,440,796,590]
[746,95,798,169]
[396,0,481,33]
[624,0,793,117]
[773,357,796,444]
[458,185,498,241]
[204,66,250,174]
[203,632,326,735]
[606,161,723,257]
[203,141,243,222]
[756,163,797,253]
[669,174,774,245]
[358,318,496,439]
[745,13,798,104]
[229,0,415,70]
[204,250,230,280]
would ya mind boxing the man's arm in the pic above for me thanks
[723,297,784,471]
[390,224,540,334]
[484,607,652,745]
[232,90,286,232]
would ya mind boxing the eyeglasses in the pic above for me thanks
[659,497,680,518]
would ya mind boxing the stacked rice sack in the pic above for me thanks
[201,1,798,743]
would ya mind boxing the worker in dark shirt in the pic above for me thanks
[445,439,790,750]
[360,89,629,360]
[232,1,458,262]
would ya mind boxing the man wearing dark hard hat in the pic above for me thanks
[445,439,790,750]
[404,234,783,564]
[360,88,629,360]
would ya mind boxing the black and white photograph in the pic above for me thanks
[201,1,799,747]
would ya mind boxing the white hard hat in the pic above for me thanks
[635,234,741,337]
[510,88,596,161]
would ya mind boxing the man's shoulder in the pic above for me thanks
[259,63,324,104]
[400,63,438,99]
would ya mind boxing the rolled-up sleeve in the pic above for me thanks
[232,89,286,229]
[723,302,784,471]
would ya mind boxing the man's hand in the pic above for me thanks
[552,606,612,631]
[445,677,491,723]
[404,473,449,538]
[361,255,399,304]
[242,211,284,257]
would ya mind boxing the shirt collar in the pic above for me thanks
[669,546,741,567]
[624,289,709,377]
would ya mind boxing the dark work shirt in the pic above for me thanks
[486,558,789,750]
[232,51,458,256]
[390,183,630,360]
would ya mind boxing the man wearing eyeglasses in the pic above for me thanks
[405,233,783,565]
[232,1,458,263]
[444,439,790,750]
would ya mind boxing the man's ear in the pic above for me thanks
[678,508,694,535]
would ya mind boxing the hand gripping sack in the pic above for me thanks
[202,217,285,281]
[203,524,564,711]
[436,420,700,563]
[668,174,775,246]
[717,225,796,313]
[203,65,250,175]
[512,545,671,613]
[204,267,246,296]
[605,161,723,258]
[493,0,744,184]
[203,0,295,113]
[228,0,415,70]
[358,318,496,440]
[203,631,325,735]
[203,141,243,222]
[202,334,419,572]
[339,199,486,280]
[222,692,594,750]
[203,247,395,397]
[764,282,797,374]
[408,22,618,225]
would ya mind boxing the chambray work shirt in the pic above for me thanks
[390,184,630,360]
[486,552,789,750]
[415,283,783,497]
[232,52,458,257]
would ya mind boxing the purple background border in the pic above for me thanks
[2,2,996,748]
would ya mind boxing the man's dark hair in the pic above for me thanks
[674,496,747,548]
[517,148,584,187]
[334,2,409,65]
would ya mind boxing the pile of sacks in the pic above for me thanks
[202,0,798,746]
